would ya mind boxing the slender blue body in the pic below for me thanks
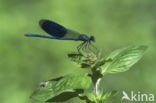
[25,19,91,41]
[25,19,96,53]
[25,34,80,40]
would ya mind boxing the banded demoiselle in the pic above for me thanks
[25,19,96,53]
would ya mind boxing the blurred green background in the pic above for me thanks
[0,0,155,103]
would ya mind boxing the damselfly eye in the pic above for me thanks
[90,36,95,42]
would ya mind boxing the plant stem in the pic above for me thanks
[94,78,101,97]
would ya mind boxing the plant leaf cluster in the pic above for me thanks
[30,45,147,103]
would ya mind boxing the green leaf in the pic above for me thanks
[93,58,112,70]
[100,46,148,74]
[81,63,91,68]
[102,90,117,102]
[47,89,83,102]
[68,53,84,64]
[79,92,96,103]
[79,90,117,103]
[31,75,92,102]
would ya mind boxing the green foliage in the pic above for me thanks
[79,91,97,103]
[31,45,147,103]
[100,46,148,74]
[31,75,91,102]
[79,89,117,103]
[101,90,117,102]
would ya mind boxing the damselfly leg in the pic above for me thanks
[89,42,98,51]
[77,41,98,55]
[82,41,89,52]
[77,41,86,54]
[88,41,99,54]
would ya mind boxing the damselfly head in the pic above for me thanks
[90,36,95,42]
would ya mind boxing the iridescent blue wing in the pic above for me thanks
[40,19,83,38]
[39,19,67,37]
[25,19,85,40]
